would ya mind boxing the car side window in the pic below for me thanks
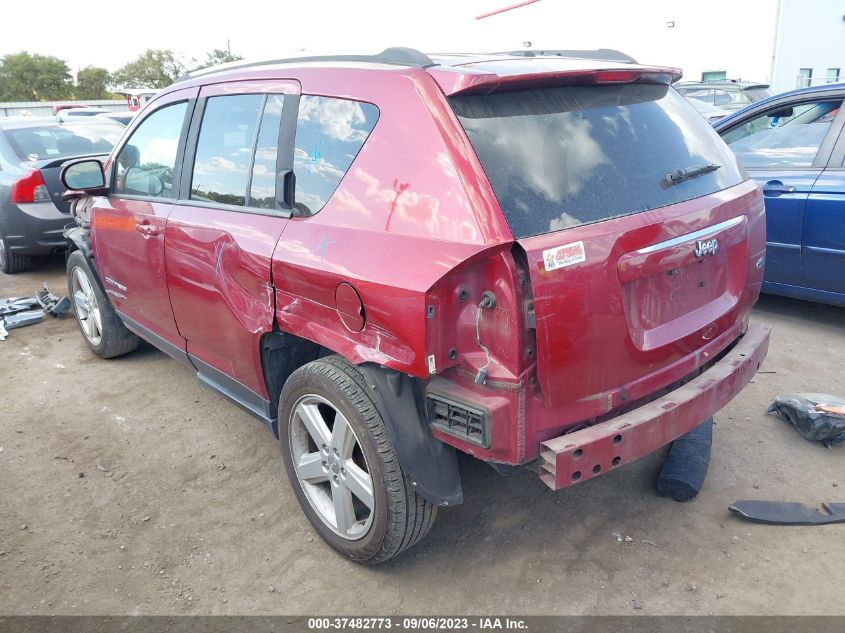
[191,94,263,207]
[684,89,714,105]
[722,99,843,168]
[713,90,733,107]
[730,90,751,106]
[114,102,187,198]
[249,94,285,209]
[292,96,379,217]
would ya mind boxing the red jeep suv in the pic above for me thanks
[61,47,770,564]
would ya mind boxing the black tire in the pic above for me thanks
[0,233,32,274]
[66,249,139,358]
[279,356,437,564]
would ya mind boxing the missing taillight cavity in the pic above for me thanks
[11,170,49,204]
[427,393,490,448]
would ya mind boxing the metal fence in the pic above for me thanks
[0,99,129,118]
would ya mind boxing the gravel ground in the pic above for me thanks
[1,256,843,615]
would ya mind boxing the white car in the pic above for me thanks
[686,97,729,124]
[95,111,136,126]
[56,108,110,122]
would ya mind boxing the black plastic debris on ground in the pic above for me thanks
[730,500,845,526]
[767,393,845,447]
[0,283,70,341]
[656,417,713,502]
[36,283,71,317]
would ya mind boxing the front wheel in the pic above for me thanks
[279,357,437,564]
[67,250,139,358]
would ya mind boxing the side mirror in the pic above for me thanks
[769,107,794,119]
[61,159,106,193]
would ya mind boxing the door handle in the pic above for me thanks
[135,220,160,237]
[762,181,797,196]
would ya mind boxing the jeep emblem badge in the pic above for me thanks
[694,238,718,258]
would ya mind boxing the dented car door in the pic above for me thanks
[164,81,300,412]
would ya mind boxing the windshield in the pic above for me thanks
[5,122,123,161]
[450,84,745,239]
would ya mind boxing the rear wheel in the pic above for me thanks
[67,250,139,358]
[0,233,32,274]
[279,357,437,564]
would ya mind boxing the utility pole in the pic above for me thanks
[476,0,542,20]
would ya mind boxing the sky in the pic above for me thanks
[1,0,778,83]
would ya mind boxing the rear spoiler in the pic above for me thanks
[429,66,683,97]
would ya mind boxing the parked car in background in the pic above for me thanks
[53,104,86,114]
[0,118,123,273]
[676,80,771,113]
[714,83,845,306]
[687,97,730,123]
[57,107,111,122]
[96,111,136,126]
[60,48,769,563]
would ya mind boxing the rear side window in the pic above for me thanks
[6,123,122,161]
[191,94,263,206]
[450,84,745,239]
[292,96,378,216]
[114,102,187,198]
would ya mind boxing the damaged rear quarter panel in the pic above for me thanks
[270,67,512,377]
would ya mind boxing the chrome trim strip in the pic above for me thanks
[635,216,745,255]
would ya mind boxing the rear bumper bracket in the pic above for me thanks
[539,323,770,490]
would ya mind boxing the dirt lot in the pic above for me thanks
[1,256,843,616]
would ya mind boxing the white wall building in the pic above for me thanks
[770,0,845,92]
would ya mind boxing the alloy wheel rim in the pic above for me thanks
[289,394,375,541]
[0,238,6,268]
[71,267,103,345]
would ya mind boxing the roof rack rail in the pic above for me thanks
[182,47,436,81]
[502,49,638,64]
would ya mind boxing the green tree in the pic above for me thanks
[0,52,73,101]
[111,49,186,89]
[195,48,243,71]
[75,66,112,99]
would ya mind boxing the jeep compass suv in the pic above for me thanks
[60,47,769,564]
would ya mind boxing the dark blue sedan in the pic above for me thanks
[714,83,845,307]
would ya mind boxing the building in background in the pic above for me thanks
[770,0,845,92]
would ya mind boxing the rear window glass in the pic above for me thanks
[5,122,122,161]
[450,84,745,239]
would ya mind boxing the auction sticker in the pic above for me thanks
[542,240,586,272]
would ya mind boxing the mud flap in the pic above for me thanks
[355,364,463,507]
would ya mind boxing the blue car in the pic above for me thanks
[714,83,845,307]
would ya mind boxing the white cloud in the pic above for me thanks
[193,155,242,176]
[299,97,369,143]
